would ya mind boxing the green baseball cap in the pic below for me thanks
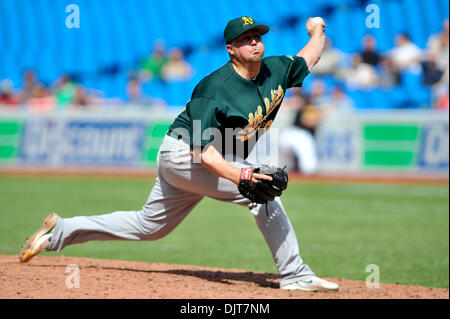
[224,16,269,44]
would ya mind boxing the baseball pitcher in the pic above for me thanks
[19,16,338,291]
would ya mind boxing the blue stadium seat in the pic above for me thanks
[165,81,195,106]
[400,71,431,108]
[103,0,128,66]
[208,49,229,72]
[267,30,296,56]
[287,0,317,17]
[158,0,183,47]
[113,74,130,102]
[257,0,276,23]
[366,88,387,109]
[442,0,450,21]
[401,0,427,48]
[188,51,214,85]
[193,0,224,40]
[212,0,233,25]
[142,80,169,102]
[1,1,20,87]
[334,8,356,53]
[387,86,407,108]
[1,55,22,89]
[436,0,450,24]
[175,0,204,46]
[420,0,447,38]
[384,1,406,48]
[112,0,137,65]
[301,73,314,92]
[347,7,367,52]
[347,89,369,109]
[76,1,104,69]
[319,75,338,89]
[376,88,397,110]
[0,4,5,54]
[137,0,164,47]
[16,0,38,73]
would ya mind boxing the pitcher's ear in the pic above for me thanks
[227,45,236,60]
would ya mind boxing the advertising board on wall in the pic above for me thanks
[0,110,448,175]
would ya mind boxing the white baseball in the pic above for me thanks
[307,17,325,33]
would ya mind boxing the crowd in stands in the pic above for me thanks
[0,19,448,112]
[0,41,194,112]
[138,42,192,83]
[0,71,104,112]
[279,18,448,136]
[277,19,448,173]
[306,19,449,110]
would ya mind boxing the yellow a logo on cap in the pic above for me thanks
[241,17,254,26]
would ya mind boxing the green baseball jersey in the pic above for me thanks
[168,55,309,159]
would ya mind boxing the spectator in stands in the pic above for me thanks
[309,79,331,108]
[73,86,89,107]
[344,54,378,89]
[273,87,309,136]
[0,79,20,107]
[426,19,449,110]
[279,96,321,174]
[325,85,355,113]
[422,50,448,110]
[162,48,192,81]
[389,33,423,73]
[310,38,343,77]
[281,86,308,110]
[421,51,444,86]
[139,42,168,82]
[378,57,401,87]
[280,84,355,173]
[360,34,382,67]
[20,70,40,103]
[427,19,449,73]
[435,92,449,110]
[74,86,104,108]
[126,75,142,104]
[53,74,77,108]
[27,84,55,113]
[279,85,355,173]
[126,75,167,108]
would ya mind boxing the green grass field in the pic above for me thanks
[0,176,448,288]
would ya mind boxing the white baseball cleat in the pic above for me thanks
[281,276,339,291]
[19,212,58,263]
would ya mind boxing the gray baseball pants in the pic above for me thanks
[48,135,314,287]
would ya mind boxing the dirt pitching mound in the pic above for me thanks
[0,255,447,299]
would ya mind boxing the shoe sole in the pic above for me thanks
[19,213,58,263]
[281,285,316,291]
[281,281,339,291]
[281,285,339,291]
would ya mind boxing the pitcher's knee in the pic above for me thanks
[136,210,174,241]
[139,226,171,241]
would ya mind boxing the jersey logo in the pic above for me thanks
[241,17,254,26]
[236,85,284,141]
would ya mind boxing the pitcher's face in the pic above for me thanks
[227,30,265,64]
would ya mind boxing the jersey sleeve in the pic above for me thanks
[282,55,310,88]
[186,97,225,148]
